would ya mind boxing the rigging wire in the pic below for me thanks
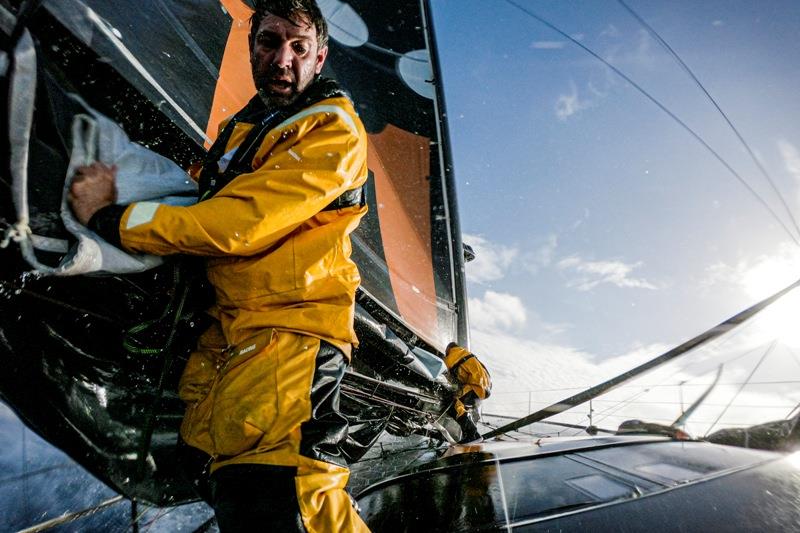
[617,0,800,244]
[555,341,761,426]
[485,413,617,435]
[563,341,789,429]
[493,323,800,430]
[787,345,800,373]
[583,399,794,408]
[582,412,762,426]
[590,385,652,427]
[492,312,793,399]
[481,397,795,409]
[140,503,179,533]
[500,0,800,247]
[131,263,192,490]
[704,339,777,436]
[623,379,800,388]
[340,385,433,416]
[16,496,126,533]
[492,337,766,400]
[484,274,800,439]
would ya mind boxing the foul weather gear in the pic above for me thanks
[89,77,369,531]
[181,329,369,531]
[90,78,368,355]
[445,344,492,419]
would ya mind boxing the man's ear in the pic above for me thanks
[315,45,329,75]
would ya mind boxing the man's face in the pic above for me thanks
[250,13,328,108]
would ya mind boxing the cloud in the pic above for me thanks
[468,290,527,331]
[521,234,558,274]
[531,40,565,50]
[555,82,592,120]
[633,29,655,68]
[600,24,620,38]
[712,20,725,27]
[557,255,658,291]
[462,233,518,284]
[703,242,800,299]
[470,325,683,426]
[472,320,798,435]
[603,29,656,70]
[701,243,800,348]
[463,273,799,434]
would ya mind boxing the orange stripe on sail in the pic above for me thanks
[205,0,256,146]
[368,125,440,347]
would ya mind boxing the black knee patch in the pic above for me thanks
[299,341,349,467]
[210,464,306,532]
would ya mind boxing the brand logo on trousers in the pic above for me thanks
[238,344,256,356]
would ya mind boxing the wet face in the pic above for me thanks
[250,13,328,108]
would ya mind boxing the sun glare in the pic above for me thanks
[751,292,800,347]
[788,451,800,470]
[741,257,800,347]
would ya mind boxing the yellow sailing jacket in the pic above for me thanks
[445,344,493,405]
[116,94,368,352]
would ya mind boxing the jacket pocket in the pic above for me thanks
[206,234,299,302]
[209,332,279,457]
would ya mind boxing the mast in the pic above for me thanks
[420,0,470,347]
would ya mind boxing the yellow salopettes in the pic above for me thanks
[114,94,371,532]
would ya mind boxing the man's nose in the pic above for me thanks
[272,42,293,68]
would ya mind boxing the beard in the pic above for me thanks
[253,64,301,109]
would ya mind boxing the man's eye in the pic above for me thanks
[257,34,278,48]
[292,42,308,54]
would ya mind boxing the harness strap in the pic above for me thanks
[449,352,476,374]
[198,93,367,211]
[324,184,366,211]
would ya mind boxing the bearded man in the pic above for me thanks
[69,1,370,530]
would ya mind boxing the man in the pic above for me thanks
[69,1,370,530]
[444,343,492,444]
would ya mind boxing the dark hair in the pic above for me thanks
[249,0,329,49]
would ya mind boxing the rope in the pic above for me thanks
[133,263,192,482]
[16,496,126,533]
[0,221,32,249]
[122,264,183,355]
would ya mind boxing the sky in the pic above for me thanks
[430,0,800,433]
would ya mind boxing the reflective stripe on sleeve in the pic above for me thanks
[125,202,161,229]
[274,105,358,136]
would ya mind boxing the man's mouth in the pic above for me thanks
[267,78,293,93]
